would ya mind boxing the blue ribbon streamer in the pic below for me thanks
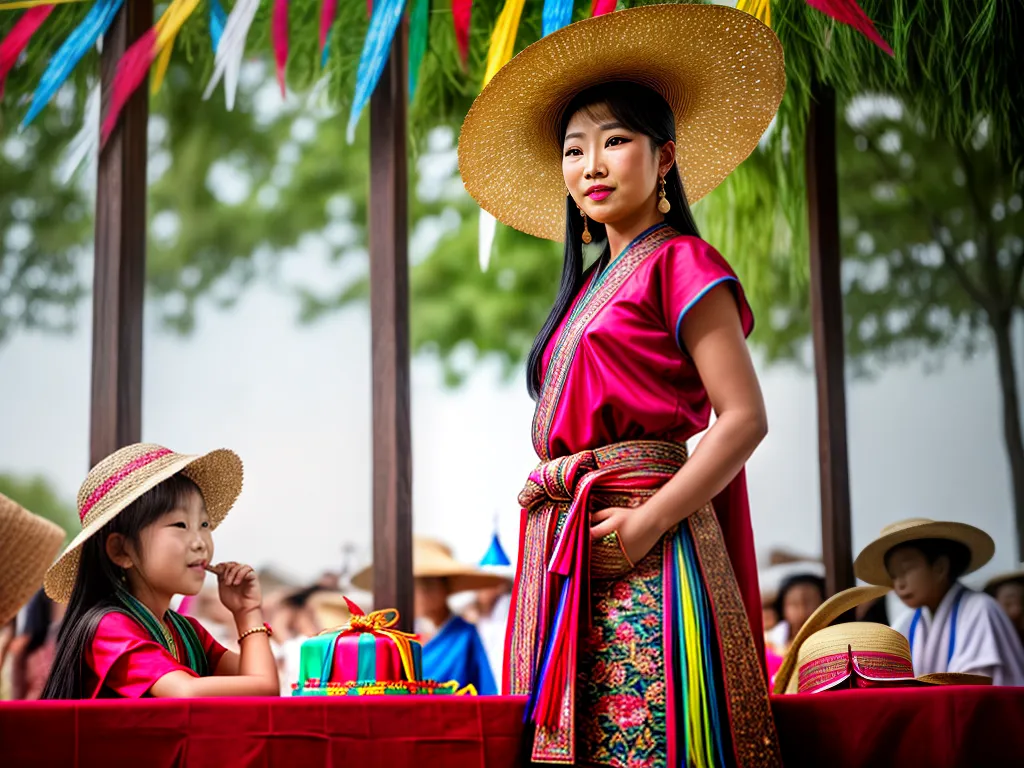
[541,0,573,37]
[346,0,407,143]
[22,0,124,129]
[210,0,228,53]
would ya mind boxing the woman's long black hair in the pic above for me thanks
[40,473,201,699]
[526,82,702,400]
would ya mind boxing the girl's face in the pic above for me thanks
[781,583,823,635]
[114,489,214,600]
[562,104,674,230]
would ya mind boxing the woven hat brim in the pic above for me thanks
[853,521,995,587]
[773,585,891,695]
[457,4,786,242]
[917,672,992,687]
[44,449,243,603]
[0,495,66,627]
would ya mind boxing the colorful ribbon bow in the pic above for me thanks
[320,597,420,682]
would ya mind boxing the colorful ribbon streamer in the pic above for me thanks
[346,0,406,143]
[272,0,289,97]
[451,0,471,67]
[0,0,85,9]
[805,0,893,55]
[0,5,54,99]
[541,0,572,37]
[21,0,121,128]
[590,0,615,18]
[209,0,227,53]
[319,0,337,67]
[202,0,259,110]
[408,0,429,99]
[99,0,200,145]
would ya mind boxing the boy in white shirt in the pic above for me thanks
[854,518,1024,686]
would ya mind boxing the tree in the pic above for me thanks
[0,473,76,538]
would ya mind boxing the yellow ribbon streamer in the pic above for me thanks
[736,0,771,28]
[320,607,421,682]
[150,0,201,95]
[0,0,87,10]
[483,0,526,86]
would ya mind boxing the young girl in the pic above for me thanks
[41,443,279,699]
[458,5,784,767]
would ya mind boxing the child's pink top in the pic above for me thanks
[85,612,228,698]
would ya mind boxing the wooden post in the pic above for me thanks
[806,82,855,596]
[368,23,413,629]
[89,2,151,467]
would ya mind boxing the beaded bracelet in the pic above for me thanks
[238,623,273,643]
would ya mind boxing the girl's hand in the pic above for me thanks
[208,561,262,617]
[590,506,664,565]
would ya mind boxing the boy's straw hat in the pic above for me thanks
[853,518,995,587]
[983,566,1024,596]
[0,493,66,626]
[45,443,243,603]
[458,4,785,242]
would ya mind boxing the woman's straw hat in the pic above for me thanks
[351,537,509,595]
[854,518,995,587]
[45,443,243,603]
[796,622,990,693]
[457,4,785,242]
[0,493,66,626]
[774,585,990,694]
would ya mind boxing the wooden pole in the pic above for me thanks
[89,2,151,468]
[368,23,413,629]
[806,82,855,596]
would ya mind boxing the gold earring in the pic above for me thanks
[657,176,671,214]
[579,206,592,244]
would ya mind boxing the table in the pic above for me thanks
[1,687,1022,766]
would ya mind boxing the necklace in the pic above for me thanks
[134,599,180,662]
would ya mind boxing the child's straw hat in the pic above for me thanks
[0,493,66,626]
[44,443,242,603]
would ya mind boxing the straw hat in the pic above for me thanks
[984,566,1024,596]
[796,622,990,694]
[0,493,66,627]
[774,585,990,694]
[854,518,995,587]
[351,537,509,594]
[457,4,785,242]
[45,443,243,603]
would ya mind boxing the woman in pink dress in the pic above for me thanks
[458,6,785,767]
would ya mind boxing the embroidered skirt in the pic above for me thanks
[506,441,779,767]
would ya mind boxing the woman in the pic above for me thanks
[765,573,827,656]
[458,6,785,767]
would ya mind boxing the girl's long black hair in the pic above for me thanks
[41,473,201,699]
[526,82,702,400]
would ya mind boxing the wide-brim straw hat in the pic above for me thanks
[457,4,786,242]
[0,493,66,627]
[984,566,1024,596]
[351,537,509,595]
[854,518,995,587]
[45,443,243,603]
[796,622,990,693]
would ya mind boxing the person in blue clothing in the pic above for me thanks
[353,537,505,695]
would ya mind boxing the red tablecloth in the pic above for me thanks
[1,687,1022,767]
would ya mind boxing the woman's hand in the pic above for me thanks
[209,561,262,617]
[590,505,665,565]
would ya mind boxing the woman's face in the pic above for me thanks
[562,103,674,229]
[781,583,824,636]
